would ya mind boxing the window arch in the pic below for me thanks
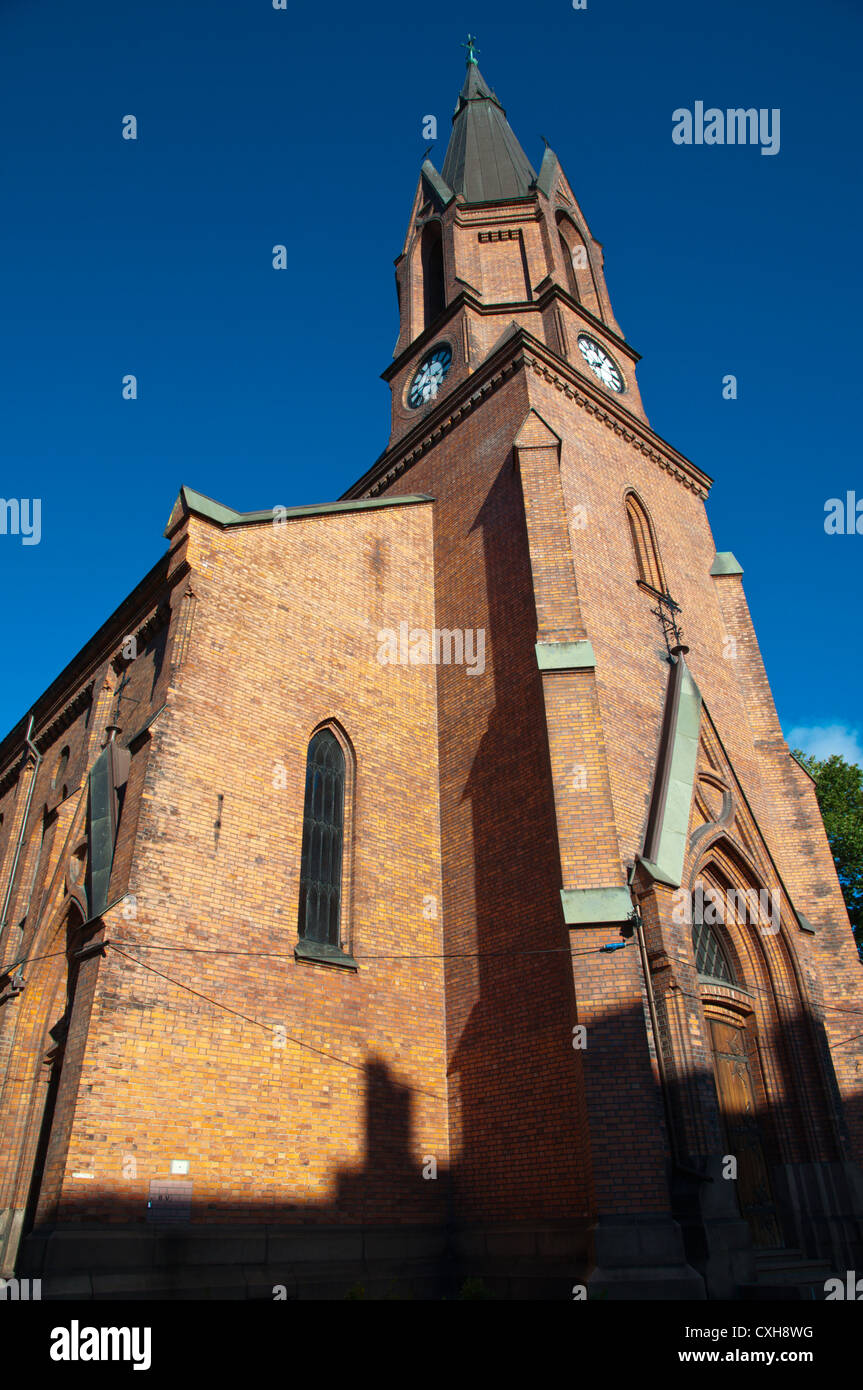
[555,212,600,315]
[556,212,581,298]
[692,915,736,984]
[297,728,346,948]
[625,491,666,593]
[52,746,70,797]
[420,220,445,329]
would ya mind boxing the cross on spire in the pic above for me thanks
[462,34,480,65]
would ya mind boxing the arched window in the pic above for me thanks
[297,729,346,948]
[556,212,581,298]
[52,746,70,796]
[555,212,601,315]
[625,491,666,593]
[421,221,445,329]
[692,916,736,985]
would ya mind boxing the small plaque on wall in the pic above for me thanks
[146,1179,192,1224]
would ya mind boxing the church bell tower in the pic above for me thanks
[344,42,863,1300]
[385,37,648,451]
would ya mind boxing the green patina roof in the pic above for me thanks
[560,886,634,926]
[440,62,537,204]
[710,551,744,576]
[535,146,560,199]
[535,639,596,671]
[421,159,454,207]
[165,486,433,536]
[640,657,703,890]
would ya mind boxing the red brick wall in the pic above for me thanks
[379,374,593,1223]
[524,361,863,1167]
[0,568,178,1261]
[45,501,449,1227]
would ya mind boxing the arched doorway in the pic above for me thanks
[691,867,784,1248]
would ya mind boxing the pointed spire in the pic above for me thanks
[440,43,537,204]
[535,144,561,199]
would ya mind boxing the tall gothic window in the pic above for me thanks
[556,212,581,298]
[692,917,736,985]
[52,746,70,798]
[421,221,445,329]
[625,491,666,593]
[555,211,601,316]
[297,729,346,948]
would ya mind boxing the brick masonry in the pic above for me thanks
[0,73,861,1299]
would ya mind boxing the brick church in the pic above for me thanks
[1,46,861,1300]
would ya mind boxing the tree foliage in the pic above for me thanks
[793,751,863,957]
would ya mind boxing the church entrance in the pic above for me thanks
[709,1018,782,1249]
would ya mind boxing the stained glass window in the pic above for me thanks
[297,730,345,947]
[693,916,735,984]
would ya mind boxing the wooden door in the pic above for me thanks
[710,1019,783,1249]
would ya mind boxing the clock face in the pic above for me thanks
[577,334,624,393]
[407,343,453,408]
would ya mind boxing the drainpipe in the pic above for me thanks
[0,714,42,949]
[629,876,714,1184]
[630,895,682,1167]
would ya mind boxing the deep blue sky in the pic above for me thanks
[1,0,860,760]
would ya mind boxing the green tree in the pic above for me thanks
[793,751,863,960]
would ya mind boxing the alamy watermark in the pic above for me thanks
[0,1277,41,1300]
[825,1271,863,1300]
[376,623,485,676]
[672,103,780,156]
[50,1321,151,1370]
[673,880,781,936]
[824,491,863,535]
[1,498,41,546]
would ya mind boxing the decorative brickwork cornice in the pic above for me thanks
[0,755,27,800]
[0,555,189,784]
[452,200,539,227]
[110,602,171,673]
[350,329,712,502]
[0,683,94,796]
[33,683,95,754]
[363,355,524,498]
[522,350,712,499]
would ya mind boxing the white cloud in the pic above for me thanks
[786,723,863,766]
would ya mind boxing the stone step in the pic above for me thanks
[36,1260,448,1301]
[754,1249,833,1280]
[739,1249,834,1300]
[738,1281,823,1301]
